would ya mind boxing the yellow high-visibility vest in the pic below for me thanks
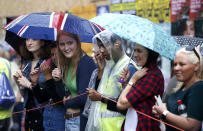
[0,58,11,79]
[0,57,12,120]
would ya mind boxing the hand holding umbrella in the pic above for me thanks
[118,68,130,85]
[118,50,134,84]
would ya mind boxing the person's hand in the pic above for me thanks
[17,76,32,89]
[152,103,167,118]
[129,67,148,84]
[94,51,106,79]
[119,68,130,83]
[92,50,98,64]
[30,68,39,86]
[13,69,24,85]
[63,96,71,105]
[52,68,62,81]
[86,88,102,101]
[40,60,52,80]
[94,51,106,71]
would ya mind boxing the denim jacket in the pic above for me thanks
[22,59,47,108]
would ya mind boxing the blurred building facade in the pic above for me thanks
[0,0,108,17]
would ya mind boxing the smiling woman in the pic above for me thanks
[56,30,97,131]
[117,44,164,131]
[133,44,148,67]
[152,46,203,131]
[174,51,199,83]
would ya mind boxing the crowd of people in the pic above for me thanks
[0,28,203,131]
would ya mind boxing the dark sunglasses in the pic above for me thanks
[185,46,202,60]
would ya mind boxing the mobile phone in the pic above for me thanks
[46,58,51,66]
[154,95,163,106]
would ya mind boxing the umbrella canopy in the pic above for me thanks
[173,36,203,57]
[173,36,203,47]
[90,13,180,60]
[3,12,104,43]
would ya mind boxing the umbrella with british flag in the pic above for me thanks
[3,12,104,43]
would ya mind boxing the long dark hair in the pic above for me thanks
[144,48,159,67]
[19,39,51,60]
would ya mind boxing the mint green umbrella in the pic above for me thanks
[90,13,181,60]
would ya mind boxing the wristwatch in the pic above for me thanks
[101,96,106,103]
[161,110,169,121]
[128,81,134,86]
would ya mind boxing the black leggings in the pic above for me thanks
[0,117,10,131]
[25,110,44,131]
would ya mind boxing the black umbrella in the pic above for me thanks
[173,36,203,56]
[5,30,24,54]
[5,17,24,54]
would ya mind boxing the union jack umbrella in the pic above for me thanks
[3,12,104,43]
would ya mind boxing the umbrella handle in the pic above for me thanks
[118,78,125,84]
[118,50,134,84]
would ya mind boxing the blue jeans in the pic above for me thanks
[65,116,80,131]
[43,105,66,131]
